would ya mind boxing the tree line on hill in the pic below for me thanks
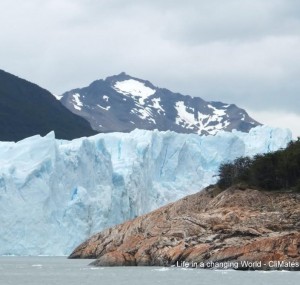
[217,138,300,192]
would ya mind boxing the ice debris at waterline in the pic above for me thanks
[0,126,291,255]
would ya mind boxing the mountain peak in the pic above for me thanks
[105,72,132,82]
[60,74,261,135]
[118,71,128,76]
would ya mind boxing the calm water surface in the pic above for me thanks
[0,257,299,285]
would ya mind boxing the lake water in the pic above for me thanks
[0,257,299,285]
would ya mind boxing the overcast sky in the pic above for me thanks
[1,0,299,137]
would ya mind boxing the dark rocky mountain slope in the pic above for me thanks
[0,70,97,141]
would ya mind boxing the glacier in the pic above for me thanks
[0,126,292,256]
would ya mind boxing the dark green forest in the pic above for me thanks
[217,138,300,192]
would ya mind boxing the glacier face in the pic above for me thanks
[0,126,292,256]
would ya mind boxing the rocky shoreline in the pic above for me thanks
[69,186,300,270]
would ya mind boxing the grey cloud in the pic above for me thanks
[0,0,299,121]
[156,0,300,44]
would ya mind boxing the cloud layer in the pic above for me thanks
[1,0,299,136]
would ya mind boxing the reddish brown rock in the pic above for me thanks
[91,251,136,266]
[69,186,300,270]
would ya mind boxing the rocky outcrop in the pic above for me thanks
[69,186,300,270]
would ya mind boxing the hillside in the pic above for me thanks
[0,69,97,141]
[69,186,300,270]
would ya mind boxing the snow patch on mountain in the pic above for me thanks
[175,101,197,130]
[136,107,155,124]
[151,98,165,114]
[72,93,83,111]
[97,104,111,111]
[207,104,227,117]
[53,94,63,100]
[175,101,231,135]
[0,126,291,255]
[113,79,156,104]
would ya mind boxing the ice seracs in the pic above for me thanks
[0,126,292,256]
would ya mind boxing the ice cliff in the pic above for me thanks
[0,126,292,255]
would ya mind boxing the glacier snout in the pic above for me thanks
[0,126,292,255]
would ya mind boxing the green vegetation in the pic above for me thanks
[217,138,300,192]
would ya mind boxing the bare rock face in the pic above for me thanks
[69,187,300,270]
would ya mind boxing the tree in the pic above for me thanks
[217,138,300,192]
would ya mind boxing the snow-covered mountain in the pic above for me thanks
[60,73,260,135]
[0,126,291,255]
